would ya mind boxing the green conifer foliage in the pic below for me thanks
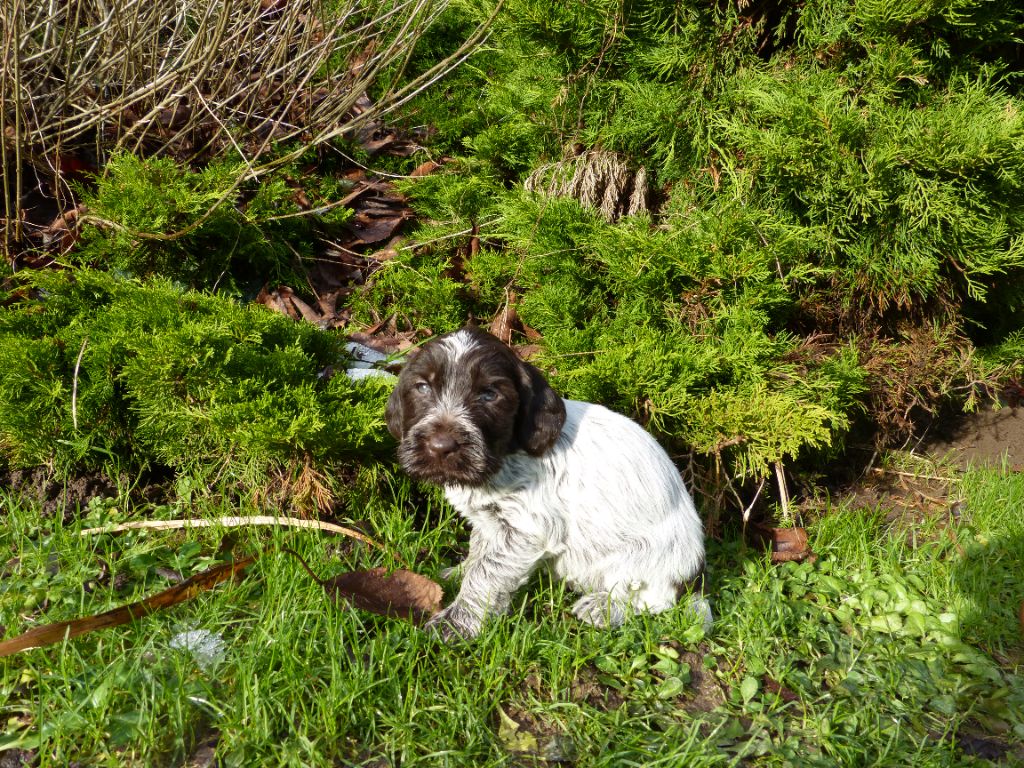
[366,0,1024,478]
[0,270,390,499]
[72,153,341,290]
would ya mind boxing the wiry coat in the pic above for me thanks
[386,327,710,639]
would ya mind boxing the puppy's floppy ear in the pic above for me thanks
[385,382,405,440]
[515,360,566,456]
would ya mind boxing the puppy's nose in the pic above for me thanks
[426,433,459,458]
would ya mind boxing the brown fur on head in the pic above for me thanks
[386,327,566,486]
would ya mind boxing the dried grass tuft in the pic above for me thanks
[1,0,495,249]
[524,149,649,222]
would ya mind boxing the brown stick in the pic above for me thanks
[0,556,255,657]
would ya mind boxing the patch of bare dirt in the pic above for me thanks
[0,749,36,768]
[924,405,1024,471]
[678,651,727,714]
[0,466,172,520]
[1,467,120,519]
[837,463,957,544]
[818,405,1021,542]
[565,665,626,711]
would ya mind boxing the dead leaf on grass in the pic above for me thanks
[762,675,800,703]
[0,557,254,657]
[496,705,576,762]
[256,285,322,324]
[408,160,441,178]
[325,568,442,623]
[497,706,539,754]
[749,523,816,563]
[282,549,441,624]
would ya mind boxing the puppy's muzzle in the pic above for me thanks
[400,418,491,485]
[424,432,460,461]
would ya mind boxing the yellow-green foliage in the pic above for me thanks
[74,153,349,291]
[368,0,1024,477]
[0,270,390,490]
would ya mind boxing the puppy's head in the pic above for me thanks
[386,327,566,486]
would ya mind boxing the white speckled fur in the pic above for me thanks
[388,328,711,639]
[437,398,710,635]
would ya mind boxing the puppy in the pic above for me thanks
[386,326,710,639]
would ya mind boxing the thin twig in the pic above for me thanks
[742,477,767,525]
[71,337,87,431]
[774,461,791,524]
[78,516,384,551]
[5,0,497,247]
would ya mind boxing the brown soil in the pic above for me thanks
[1,467,121,519]
[822,405,1022,538]
[924,405,1024,471]
[0,466,171,520]
[678,650,727,714]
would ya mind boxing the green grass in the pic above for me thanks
[1,467,1022,766]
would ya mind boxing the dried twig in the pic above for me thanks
[774,461,791,524]
[2,0,500,247]
[71,338,87,431]
[78,515,383,551]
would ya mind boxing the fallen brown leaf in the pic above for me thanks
[749,523,816,563]
[326,568,442,623]
[0,557,254,657]
[283,549,441,624]
[409,160,440,177]
[255,285,322,324]
[347,328,419,354]
[514,343,542,361]
[42,205,86,252]
[347,211,410,246]
[762,675,800,703]
[490,295,522,345]
[255,284,291,316]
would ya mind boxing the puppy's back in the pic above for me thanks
[546,399,705,595]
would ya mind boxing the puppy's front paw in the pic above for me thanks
[425,601,482,641]
[572,592,627,628]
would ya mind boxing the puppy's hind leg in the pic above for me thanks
[572,582,713,632]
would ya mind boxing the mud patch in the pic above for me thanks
[0,749,36,768]
[924,406,1024,471]
[1,467,121,519]
[0,466,172,520]
[497,699,576,764]
[678,651,727,714]
[565,665,626,711]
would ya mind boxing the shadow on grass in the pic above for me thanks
[951,528,1024,657]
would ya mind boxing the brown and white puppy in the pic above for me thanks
[387,326,709,640]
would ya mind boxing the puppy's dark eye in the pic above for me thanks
[414,381,431,394]
[479,388,498,403]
